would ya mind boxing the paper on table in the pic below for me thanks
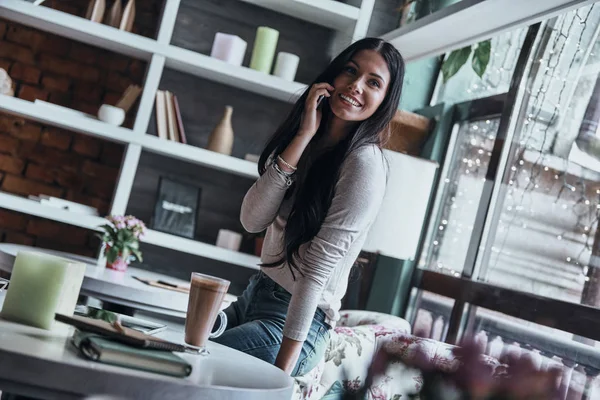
[132,276,236,307]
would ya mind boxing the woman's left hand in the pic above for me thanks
[275,336,304,375]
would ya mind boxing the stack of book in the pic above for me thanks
[155,90,187,144]
[57,313,193,378]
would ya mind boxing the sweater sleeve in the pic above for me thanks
[283,147,387,341]
[240,162,293,233]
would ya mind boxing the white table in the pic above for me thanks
[0,244,236,319]
[0,316,294,400]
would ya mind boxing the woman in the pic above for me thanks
[214,37,405,377]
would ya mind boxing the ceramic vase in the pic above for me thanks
[207,106,234,155]
[106,254,129,272]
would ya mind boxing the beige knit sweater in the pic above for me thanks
[240,145,387,341]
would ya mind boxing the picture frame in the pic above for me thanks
[151,177,201,239]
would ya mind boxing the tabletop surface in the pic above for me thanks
[0,244,236,317]
[0,314,294,400]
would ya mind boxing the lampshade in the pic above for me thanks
[362,150,439,260]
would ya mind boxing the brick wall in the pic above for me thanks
[0,0,161,257]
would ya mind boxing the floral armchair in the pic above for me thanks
[293,310,504,400]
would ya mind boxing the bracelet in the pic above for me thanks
[277,155,297,172]
[273,162,295,186]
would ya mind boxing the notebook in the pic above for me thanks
[73,331,192,378]
[55,313,190,352]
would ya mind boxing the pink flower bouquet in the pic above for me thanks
[98,215,147,271]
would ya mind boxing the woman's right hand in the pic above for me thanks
[298,82,334,139]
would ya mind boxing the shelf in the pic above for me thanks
[139,135,259,179]
[238,0,360,31]
[0,1,308,102]
[0,95,138,144]
[0,192,261,270]
[381,0,594,62]
[0,95,260,179]
[143,230,260,271]
[164,45,306,103]
[0,192,106,231]
[0,0,158,61]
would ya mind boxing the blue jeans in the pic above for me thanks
[213,272,330,377]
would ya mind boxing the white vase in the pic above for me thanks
[207,106,234,155]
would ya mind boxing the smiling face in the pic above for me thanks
[328,49,391,123]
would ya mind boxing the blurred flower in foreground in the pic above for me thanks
[343,338,561,400]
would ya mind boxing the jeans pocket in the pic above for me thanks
[271,288,291,303]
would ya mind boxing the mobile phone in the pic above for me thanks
[74,305,167,335]
[317,94,326,109]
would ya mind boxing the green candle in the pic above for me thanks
[1,251,85,330]
[249,27,279,74]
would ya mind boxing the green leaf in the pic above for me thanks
[441,46,472,83]
[99,224,116,236]
[130,248,143,262]
[121,248,131,263]
[88,309,118,324]
[106,246,119,263]
[472,39,491,78]
[117,229,127,243]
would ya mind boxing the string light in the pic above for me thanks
[424,5,598,284]
[488,5,598,298]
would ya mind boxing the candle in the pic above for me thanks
[216,229,242,251]
[210,33,247,67]
[249,27,279,74]
[1,251,85,330]
[273,52,300,81]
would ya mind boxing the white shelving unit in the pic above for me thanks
[0,0,157,60]
[143,230,260,270]
[0,0,369,271]
[0,0,586,270]
[0,192,261,270]
[0,95,259,179]
[163,45,306,102]
[0,95,137,144]
[381,0,595,62]
[0,192,107,232]
[139,134,259,179]
[238,0,360,31]
[0,0,311,102]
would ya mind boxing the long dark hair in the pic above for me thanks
[258,38,405,278]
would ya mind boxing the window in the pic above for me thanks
[432,28,527,105]
[407,4,600,396]
[420,114,501,276]
[476,4,600,307]
[411,290,455,342]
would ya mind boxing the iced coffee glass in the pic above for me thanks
[184,272,229,355]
